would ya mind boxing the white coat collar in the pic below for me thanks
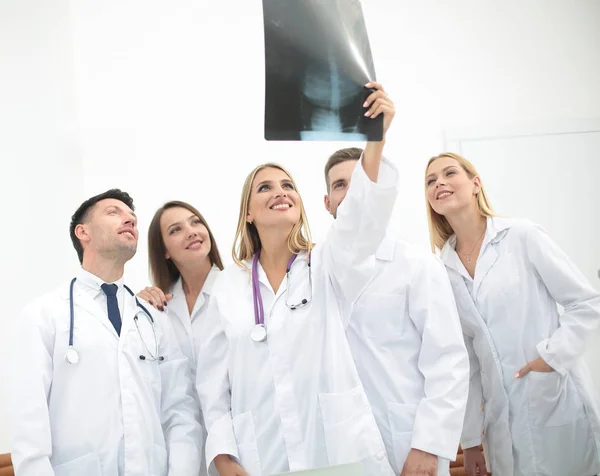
[201,264,221,296]
[441,216,512,292]
[170,264,221,320]
[245,250,308,296]
[171,264,221,297]
[72,268,128,340]
[76,267,125,298]
[440,216,511,262]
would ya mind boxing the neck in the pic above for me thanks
[446,208,487,251]
[82,255,125,283]
[180,257,212,297]
[257,228,294,271]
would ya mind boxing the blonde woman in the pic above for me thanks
[425,152,600,476]
[195,84,398,476]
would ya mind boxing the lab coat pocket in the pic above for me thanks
[527,371,586,427]
[388,402,417,472]
[139,359,162,395]
[480,254,521,301]
[354,294,405,337]
[127,324,162,391]
[232,411,261,476]
[151,444,168,476]
[319,385,385,466]
[53,452,102,476]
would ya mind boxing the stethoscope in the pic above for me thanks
[65,277,164,364]
[250,251,312,342]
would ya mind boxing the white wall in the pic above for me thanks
[0,0,84,451]
[1,0,599,452]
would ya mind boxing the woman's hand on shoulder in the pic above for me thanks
[137,286,173,312]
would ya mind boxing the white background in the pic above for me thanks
[1,0,599,452]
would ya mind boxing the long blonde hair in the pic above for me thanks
[233,163,313,267]
[426,152,495,252]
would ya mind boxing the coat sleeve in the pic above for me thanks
[156,310,203,475]
[11,301,55,476]
[526,224,600,375]
[407,256,470,460]
[460,335,485,450]
[322,155,398,303]
[194,291,240,472]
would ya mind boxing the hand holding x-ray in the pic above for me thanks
[363,81,395,138]
[262,0,383,142]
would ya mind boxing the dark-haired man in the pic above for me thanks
[12,189,202,476]
[324,149,470,476]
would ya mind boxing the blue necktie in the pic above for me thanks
[101,283,121,336]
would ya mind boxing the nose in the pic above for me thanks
[274,186,287,197]
[124,215,136,227]
[187,227,198,239]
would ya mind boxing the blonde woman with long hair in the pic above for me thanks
[195,83,399,476]
[425,153,600,476]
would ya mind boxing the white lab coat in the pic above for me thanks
[441,216,600,476]
[166,265,221,476]
[11,272,202,476]
[346,236,469,475]
[194,157,398,476]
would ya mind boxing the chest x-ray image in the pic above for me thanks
[263,0,382,141]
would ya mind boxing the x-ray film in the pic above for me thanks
[263,0,382,141]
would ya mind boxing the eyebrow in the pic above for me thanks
[106,205,137,218]
[256,179,292,188]
[426,165,457,180]
[167,214,197,230]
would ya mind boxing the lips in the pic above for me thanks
[270,201,292,210]
[186,239,203,250]
[436,190,453,200]
[118,228,136,239]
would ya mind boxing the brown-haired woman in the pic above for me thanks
[138,200,224,476]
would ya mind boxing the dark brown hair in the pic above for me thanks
[148,201,223,292]
[323,147,363,192]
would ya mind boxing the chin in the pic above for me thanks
[118,248,137,262]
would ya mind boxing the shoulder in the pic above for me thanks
[392,237,444,269]
[493,217,545,243]
[20,283,68,324]
[212,263,249,293]
[377,237,448,285]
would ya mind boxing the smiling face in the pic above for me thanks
[160,206,211,268]
[425,156,482,218]
[246,166,302,231]
[76,198,138,262]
